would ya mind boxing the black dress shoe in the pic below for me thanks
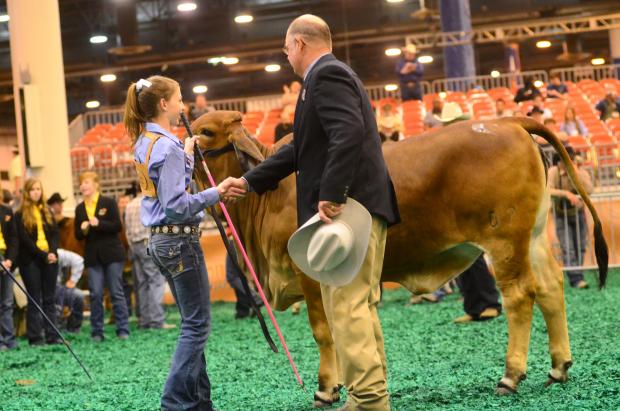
[91,335,104,343]
[46,338,63,345]
[29,339,45,346]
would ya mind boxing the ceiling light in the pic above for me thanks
[534,80,544,88]
[536,40,551,48]
[385,48,401,57]
[417,55,433,64]
[193,85,208,94]
[177,2,197,12]
[490,70,500,78]
[235,14,254,24]
[591,58,605,66]
[386,0,404,3]
[85,100,100,109]
[265,64,281,72]
[100,74,117,82]
[89,35,108,44]
[384,84,399,92]
[222,57,239,65]
[0,14,9,23]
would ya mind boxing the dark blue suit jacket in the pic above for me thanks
[244,54,400,227]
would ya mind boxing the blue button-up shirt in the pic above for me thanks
[134,122,220,227]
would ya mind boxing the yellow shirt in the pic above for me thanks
[85,192,100,219]
[33,206,49,252]
[0,224,6,251]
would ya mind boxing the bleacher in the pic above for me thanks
[70,71,620,195]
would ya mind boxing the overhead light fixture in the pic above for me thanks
[384,84,399,92]
[534,80,544,88]
[235,14,254,24]
[0,14,9,23]
[490,70,500,78]
[177,2,197,12]
[385,48,402,57]
[265,64,281,72]
[591,57,605,66]
[386,0,405,3]
[222,57,239,65]
[193,85,208,94]
[89,35,108,44]
[417,55,433,64]
[536,40,551,48]
[100,74,117,82]
[85,100,100,109]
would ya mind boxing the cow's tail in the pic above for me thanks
[508,117,608,288]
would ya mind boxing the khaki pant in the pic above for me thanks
[320,217,389,411]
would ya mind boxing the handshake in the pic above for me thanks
[216,177,249,203]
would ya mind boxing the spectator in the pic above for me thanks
[423,98,443,129]
[281,81,302,109]
[8,146,22,207]
[595,90,620,121]
[274,105,294,143]
[546,75,568,99]
[548,146,592,289]
[0,196,18,351]
[377,103,403,143]
[396,44,424,101]
[224,239,262,319]
[124,191,173,330]
[544,118,568,142]
[47,192,67,224]
[495,98,513,118]
[531,94,553,119]
[74,171,130,342]
[514,76,542,103]
[1,189,12,208]
[15,178,61,345]
[527,106,545,124]
[189,94,215,121]
[560,107,588,137]
[55,248,85,333]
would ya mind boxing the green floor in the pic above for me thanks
[1,270,619,410]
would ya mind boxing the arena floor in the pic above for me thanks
[0,270,618,411]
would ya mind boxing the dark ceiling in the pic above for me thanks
[0,0,618,124]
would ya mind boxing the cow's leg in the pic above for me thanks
[530,234,572,387]
[491,239,536,395]
[299,273,341,408]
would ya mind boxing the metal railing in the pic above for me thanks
[430,70,548,93]
[365,82,432,101]
[550,64,620,83]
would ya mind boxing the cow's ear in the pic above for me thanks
[231,127,265,163]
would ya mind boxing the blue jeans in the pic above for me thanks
[132,240,166,328]
[0,252,16,349]
[56,285,85,332]
[555,210,587,286]
[149,232,213,411]
[88,261,130,337]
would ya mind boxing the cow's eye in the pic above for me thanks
[201,129,215,137]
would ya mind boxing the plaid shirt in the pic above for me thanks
[124,195,149,243]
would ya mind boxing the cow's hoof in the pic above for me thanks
[545,362,572,387]
[291,302,301,315]
[314,390,335,408]
[495,378,518,395]
[332,384,343,402]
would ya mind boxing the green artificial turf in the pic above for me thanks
[1,270,619,410]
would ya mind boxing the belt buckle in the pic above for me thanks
[172,226,180,234]
[183,226,191,234]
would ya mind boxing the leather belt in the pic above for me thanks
[151,225,200,235]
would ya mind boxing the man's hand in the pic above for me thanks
[318,201,344,224]
[184,135,200,156]
[217,177,248,202]
[1,259,12,270]
[565,192,582,207]
[80,220,90,233]
[65,280,76,289]
[89,217,99,227]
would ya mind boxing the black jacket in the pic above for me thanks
[0,205,18,268]
[15,207,59,267]
[74,195,125,267]
[244,54,400,227]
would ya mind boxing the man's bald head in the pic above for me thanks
[287,14,332,50]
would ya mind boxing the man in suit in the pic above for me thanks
[0,202,18,351]
[229,14,400,410]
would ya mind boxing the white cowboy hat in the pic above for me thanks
[287,197,372,287]
[436,101,471,123]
